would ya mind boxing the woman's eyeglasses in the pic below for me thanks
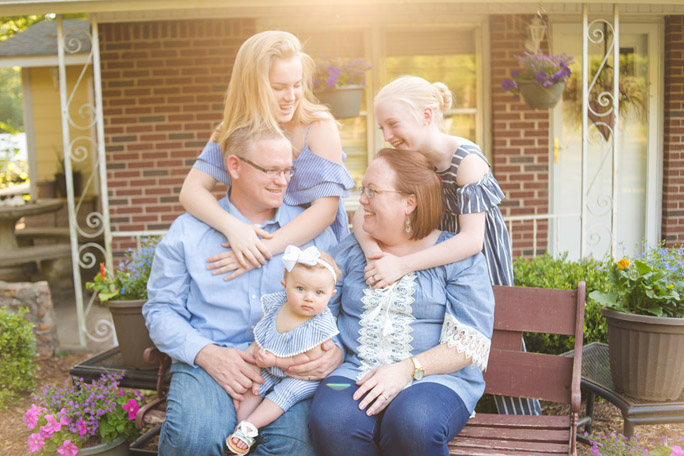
[358,186,410,199]
[237,156,296,179]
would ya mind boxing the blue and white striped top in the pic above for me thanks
[436,143,514,287]
[254,291,339,359]
[193,127,355,241]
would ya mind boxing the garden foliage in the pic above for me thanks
[0,306,37,409]
[513,252,610,354]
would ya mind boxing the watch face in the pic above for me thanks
[413,369,424,380]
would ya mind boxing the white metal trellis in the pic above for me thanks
[581,4,620,259]
[56,15,114,346]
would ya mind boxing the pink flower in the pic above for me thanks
[57,439,79,456]
[671,446,684,456]
[40,414,62,437]
[118,390,124,397]
[23,404,47,429]
[28,433,45,452]
[76,418,88,437]
[122,398,140,420]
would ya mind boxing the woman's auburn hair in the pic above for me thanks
[375,148,443,240]
[218,30,332,152]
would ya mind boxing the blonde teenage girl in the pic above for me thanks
[357,75,541,415]
[180,31,354,279]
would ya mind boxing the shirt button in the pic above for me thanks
[251,294,257,299]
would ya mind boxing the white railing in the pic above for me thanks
[504,213,581,257]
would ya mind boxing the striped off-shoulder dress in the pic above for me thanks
[436,143,513,287]
[437,143,542,416]
[193,124,355,241]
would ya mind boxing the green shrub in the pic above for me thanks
[0,306,38,409]
[513,252,610,354]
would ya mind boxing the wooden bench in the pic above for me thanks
[135,283,586,455]
[449,283,586,456]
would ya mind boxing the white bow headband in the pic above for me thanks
[282,245,337,283]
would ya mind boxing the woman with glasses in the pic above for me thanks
[358,75,541,416]
[309,149,495,456]
[179,31,354,280]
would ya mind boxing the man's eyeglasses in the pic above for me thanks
[237,156,296,179]
[358,186,411,199]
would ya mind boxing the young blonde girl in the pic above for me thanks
[227,245,342,455]
[357,75,540,415]
[180,31,353,279]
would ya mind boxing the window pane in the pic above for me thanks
[297,30,368,191]
[384,28,477,140]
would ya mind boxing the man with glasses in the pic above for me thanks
[144,128,339,456]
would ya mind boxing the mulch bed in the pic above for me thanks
[2,353,682,455]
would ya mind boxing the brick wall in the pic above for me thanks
[491,15,550,258]
[663,16,684,246]
[99,19,255,256]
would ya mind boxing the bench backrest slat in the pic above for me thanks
[483,284,586,404]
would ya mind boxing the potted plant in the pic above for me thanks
[590,243,684,401]
[24,372,142,455]
[563,56,647,142]
[502,50,574,110]
[54,148,82,198]
[313,57,371,119]
[86,237,160,370]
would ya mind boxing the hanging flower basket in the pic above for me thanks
[502,51,574,110]
[315,85,365,119]
[517,80,566,110]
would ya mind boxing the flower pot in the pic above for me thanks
[55,171,82,198]
[78,436,130,456]
[105,299,157,370]
[601,308,684,401]
[315,85,365,119]
[517,81,566,110]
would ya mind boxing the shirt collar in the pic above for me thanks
[218,196,293,231]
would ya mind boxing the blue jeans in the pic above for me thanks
[158,362,314,456]
[309,376,470,456]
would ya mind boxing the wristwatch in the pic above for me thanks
[410,356,424,380]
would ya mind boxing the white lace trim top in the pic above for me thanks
[440,313,491,372]
[356,274,417,380]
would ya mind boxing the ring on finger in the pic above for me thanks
[380,393,389,401]
[308,375,311,381]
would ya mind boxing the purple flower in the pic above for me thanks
[502,79,518,92]
[57,439,79,456]
[511,69,520,77]
[536,71,548,84]
[28,433,45,452]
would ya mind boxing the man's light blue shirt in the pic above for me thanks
[143,196,337,366]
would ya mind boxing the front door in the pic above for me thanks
[550,21,661,260]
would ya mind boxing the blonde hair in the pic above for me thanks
[375,76,453,132]
[283,250,342,286]
[219,30,331,151]
[224,127,292,161]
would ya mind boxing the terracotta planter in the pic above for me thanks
[517,81,565,110]
[105,299,157,370]
[315,85,364,119]
[601,307,684,401]
[78,436,130,456]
